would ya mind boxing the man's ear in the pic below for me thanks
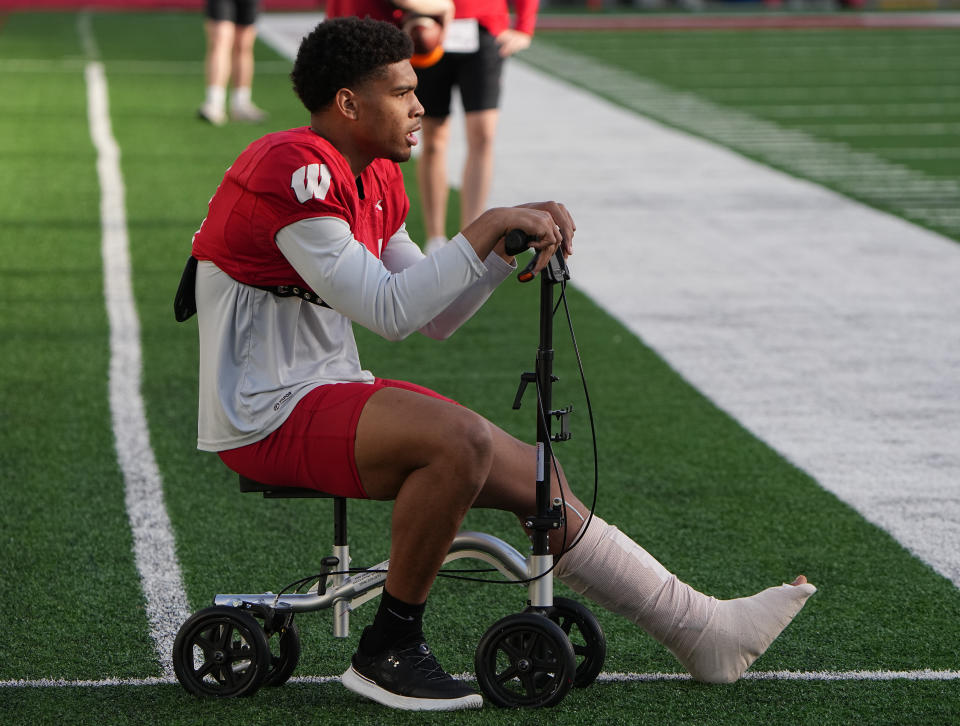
[335,88,359,120]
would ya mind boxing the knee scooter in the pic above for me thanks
[172,232,606,708]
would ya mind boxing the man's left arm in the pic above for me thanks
[381,225,516,340]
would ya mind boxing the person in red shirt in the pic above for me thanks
[325,0,454,27]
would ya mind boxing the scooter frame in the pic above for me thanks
[172,236,605,707]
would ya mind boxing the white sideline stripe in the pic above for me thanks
[86,59,191,677]
[486,51,960,589]
[2,669,958,689]
[737,103,960,118]
[622,70,959,86]
[599,669,960,683]
[257,14,960,588]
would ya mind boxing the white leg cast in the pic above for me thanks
[554,516,816,683]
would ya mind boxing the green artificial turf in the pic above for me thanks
[1,10,958,725]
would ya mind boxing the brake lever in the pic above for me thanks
[504,229,569,284]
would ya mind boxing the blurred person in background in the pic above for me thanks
[198,0,269,126]
[326,0,455,27]
[414,0,538,255]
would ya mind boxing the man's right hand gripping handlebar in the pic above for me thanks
[461,202,574,281]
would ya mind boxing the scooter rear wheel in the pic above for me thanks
[173,606,271,698]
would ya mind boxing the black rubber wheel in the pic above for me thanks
[475,612,577,708]
[261,618,301,687]
[173,606,271,698]
[534,597,606,688]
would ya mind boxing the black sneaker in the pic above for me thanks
[341,640,483,711]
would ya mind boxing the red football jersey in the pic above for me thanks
[452,0,539,36]
[325,0,402,24]
[324,0,539,38]
[192,126,410,290]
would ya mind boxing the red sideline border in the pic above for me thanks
[0,1,320,9]
[536,11,960,30]
[0,0,957,30]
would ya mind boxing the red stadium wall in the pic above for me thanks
[0,1,324,10]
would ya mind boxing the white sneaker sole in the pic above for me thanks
[340,665,483,711]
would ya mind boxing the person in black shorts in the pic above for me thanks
[415,1,536,255]
[198,0,268,126]
[414,27,504,122]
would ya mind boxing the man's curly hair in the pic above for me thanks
[291,17,413,113]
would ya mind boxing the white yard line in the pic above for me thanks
[713,86,960,102]
[82,14,190,677]
[736,103,960,119]
[2,668,958,688]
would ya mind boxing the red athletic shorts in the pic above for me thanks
[218,378,456,499]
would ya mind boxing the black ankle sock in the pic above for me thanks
[358,589,426,656]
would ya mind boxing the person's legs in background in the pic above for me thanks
[460,107,498,228]
[199,18,234,125]
[198,0,267,125]
[229,22,268,122]
[418,105,498,256]
[418,115,453,253]
[419,30,503,255]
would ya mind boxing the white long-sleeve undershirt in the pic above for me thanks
[195,218,515,451]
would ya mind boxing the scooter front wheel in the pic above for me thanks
[475,612,576,708]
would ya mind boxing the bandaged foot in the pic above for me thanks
[554,516,816,683]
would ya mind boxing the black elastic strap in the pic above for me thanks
[249,282,330,309]
[173,255,329,322]
[174,255,198,322]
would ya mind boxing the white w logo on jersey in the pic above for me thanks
[291,163,331,203]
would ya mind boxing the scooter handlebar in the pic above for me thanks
[503,229,538,282]
[504,228,535,256]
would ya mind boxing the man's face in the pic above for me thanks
[352,60,424,164]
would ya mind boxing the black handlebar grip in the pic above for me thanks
[504,228,535,256]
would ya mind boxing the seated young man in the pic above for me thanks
[189,17,816,712]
